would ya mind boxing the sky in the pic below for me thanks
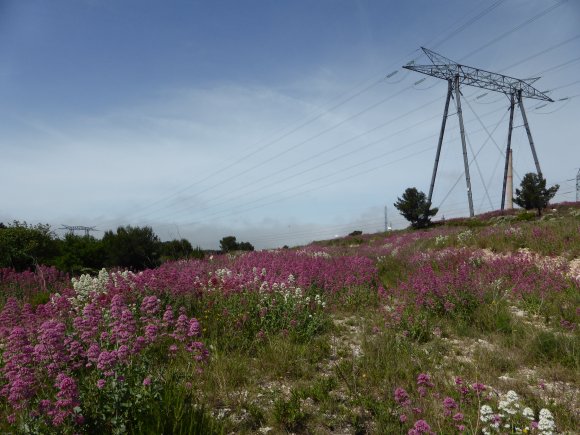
[1,0,579,249]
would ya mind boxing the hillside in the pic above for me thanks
[0,203,578,433]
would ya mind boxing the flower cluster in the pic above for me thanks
[0,289,207,429]
[0,266,69,304]
[480,390,556,435]
[457,230,474,245]
[393,374,491,434]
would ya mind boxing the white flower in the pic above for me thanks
[499,390,520,415]
[539,409,553,420]
[522,407,534,420]
[506,390,519,403]
[480,405,494,422]
[457,229,474,244]
[538,408,555,434]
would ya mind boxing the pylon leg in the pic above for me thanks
[454,75,474,217]
[427,80,453,206]
[501,93,516,210]
[517,90,542,178]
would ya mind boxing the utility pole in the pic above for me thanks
[404,47,552,216]
[384,206,388,232]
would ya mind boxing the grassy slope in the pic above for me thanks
[195,204,579,434]
[0,204,577,434]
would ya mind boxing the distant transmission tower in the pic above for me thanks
[404,48,553,216]
[576,168,580,202]
[384,206,388,232]
[59,225,98,237]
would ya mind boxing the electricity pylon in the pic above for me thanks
[60,225,98,237]
[576,168,580,202]
[404,48,553,216]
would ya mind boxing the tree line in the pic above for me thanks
[0,223,258,274]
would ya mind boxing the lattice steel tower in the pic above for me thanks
[59,225,98,237]
[576,168,580,202]
[404,48,553,216]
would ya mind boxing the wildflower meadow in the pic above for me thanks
[0,204,578,433]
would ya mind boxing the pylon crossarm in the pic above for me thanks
[404,64,553,101]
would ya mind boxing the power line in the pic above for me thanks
[134,23,579,226]
[146,97,444,221]
[458,0,568,62]
[107,0,576,238]
[138,45,580,225]
[160,105,509,226]
[121,1,519,222]
[175,111,513,228]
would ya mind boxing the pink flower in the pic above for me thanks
[188,318,201,337]
[144,323,158,342]
[399,414,407,423]
[173,314,189,341]
[408,419,431,434]
[96,350,117,371]
[163,306,174,326]
[417,373,433,387]
[394,387,411,406]
[117,345,130,361]
[443,396,457,410]
[471,382,486,394]
[452,412,464,421]
[142,376,152,386]
[140,295,160,316]
[96,379,106,389]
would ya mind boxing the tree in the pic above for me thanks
[348,230,363,236]
[514,173,559,216]
[237,241,254,251]
[160,238,194,262]
[394,188,438,229]
[0,221,59,271]
[219,236,238,253]
[54,234,106,274]
[219,236,254,253]
[101,225,161,270]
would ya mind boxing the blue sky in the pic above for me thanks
[1,0,579,248]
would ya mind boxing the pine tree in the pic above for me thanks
[514,173,559,216]
[394,188,438,229]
